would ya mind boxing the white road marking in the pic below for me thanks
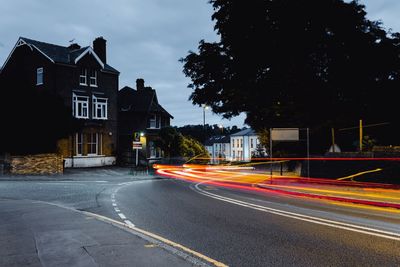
[193,183,400,241]
[124,220,135,227]
[114,208,121,212]
[112,203,117,207]
[37,200,224,267]
[118,213,127,220]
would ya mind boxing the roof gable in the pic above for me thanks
[1,37,118,73]
[118,86,173,118]
[74,47,104,68]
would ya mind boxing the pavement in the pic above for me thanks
[0,198,210,267]
[0,167,213,267]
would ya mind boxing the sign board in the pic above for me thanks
[271,128,299,141]
[134,132,140,141]
[132,141,142,149]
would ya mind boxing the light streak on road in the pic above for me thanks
[154,159,400,211]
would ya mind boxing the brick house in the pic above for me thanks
[0,36,119,167]
[118,79,173,165]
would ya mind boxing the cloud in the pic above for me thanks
[2,0,398,128]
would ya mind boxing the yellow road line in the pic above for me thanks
[42,201,228,267]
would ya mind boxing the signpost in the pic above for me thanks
[270,128,309,178]
[132,141,142,166]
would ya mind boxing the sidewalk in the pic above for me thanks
[0,166,157,181]
[258,177,400,209]
[0,198,208,267]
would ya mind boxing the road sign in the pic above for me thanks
[271,128,299,141]
[132,141,142,149]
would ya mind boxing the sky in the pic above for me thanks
[0,0,399,128]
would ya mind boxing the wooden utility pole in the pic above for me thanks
[331,128,335,152]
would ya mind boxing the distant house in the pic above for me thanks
[118,79,173,165]
[0,36,119,167]
[204,136,231,163]
[230,128,262,162]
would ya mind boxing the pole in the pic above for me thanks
[135,148,138,166]
[203,107,205,130]
[307,128,310,178]
[331,128,335,152]
[360,120,362,152]
[270,128,273,180]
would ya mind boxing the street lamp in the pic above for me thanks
[218,124,223,134]
[202,104,209,130]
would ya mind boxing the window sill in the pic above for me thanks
[74,155,105,158]
[93,117,108,120]
[79,83,87,86]
[89,84,98,87]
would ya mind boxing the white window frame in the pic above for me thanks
[72,93,89,119]
[92,95,108,119]
[79,68,87,85]
[87,133,100,156]
[149,141,161,158]
[89,69,97,87]
[148,114,160,129]
[75,133,83,156]
[36,67,43,85]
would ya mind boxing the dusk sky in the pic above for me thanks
[0,0,398,128]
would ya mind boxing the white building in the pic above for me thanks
[204,136,231,163]
[230,128,262,162]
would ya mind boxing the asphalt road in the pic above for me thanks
[0,169,399,266]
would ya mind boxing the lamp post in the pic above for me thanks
[202,104,209,143]
[218,124,223,134]
[202,104,209,130]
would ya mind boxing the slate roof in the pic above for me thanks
[118,86,173,118]
[230,128,257,137]
[18,37,119,73]
[205,135,230,145]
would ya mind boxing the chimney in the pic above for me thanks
[93,36,106,64]
[136,78,145,91]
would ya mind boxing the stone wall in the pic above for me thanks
[10,153,63,175]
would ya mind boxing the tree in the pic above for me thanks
[179,135,209,159]
[181,0,400,152]
[156,126,183,157]
[175,124,242,143]
[156,126,209,159]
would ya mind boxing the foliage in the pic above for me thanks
[175,124,242,143]
[156,126,183,157]
[179,135,209,158]
[181,0,400,152]
[156,126,209,158]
